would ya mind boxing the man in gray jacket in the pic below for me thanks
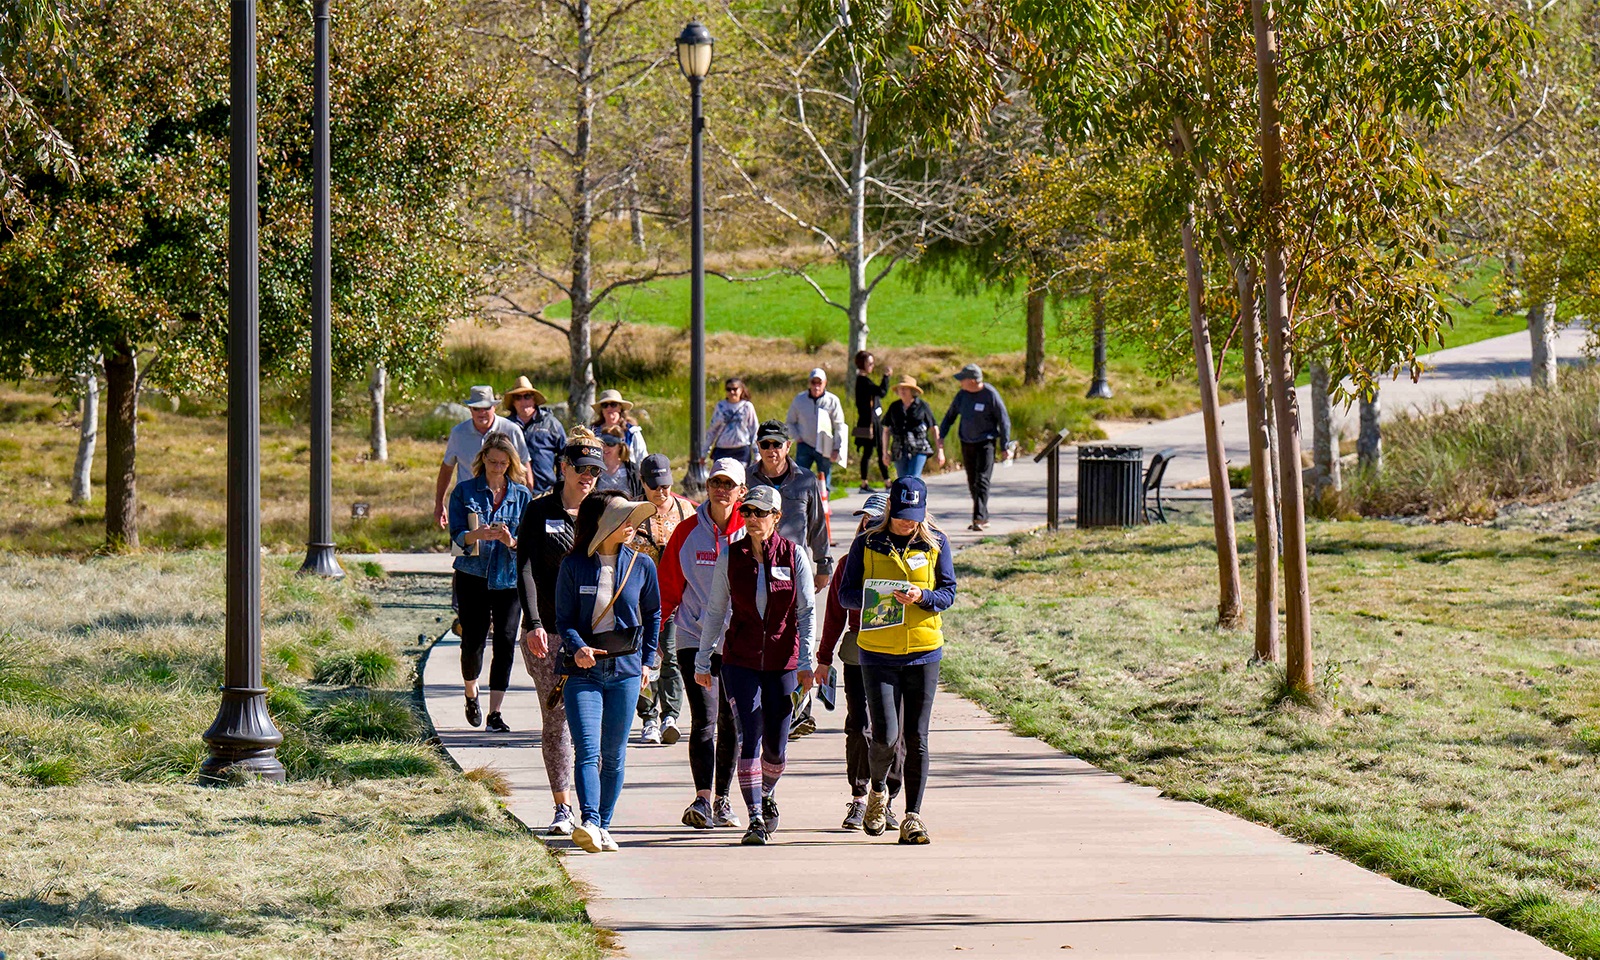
[938,363,1014,531]
[748,419,833,592]
[785,367,849,488]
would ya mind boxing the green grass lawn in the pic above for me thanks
[0,553,598,958]
[942,519,1600,959]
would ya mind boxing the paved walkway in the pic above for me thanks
[382,326,1577,958]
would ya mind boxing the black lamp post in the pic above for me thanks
[300,0,343,579]
[677,21,713,498]
[203,0,285,783]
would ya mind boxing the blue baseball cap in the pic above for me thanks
[888,477,927,522]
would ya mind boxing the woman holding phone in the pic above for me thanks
[554,490,661,853]
[694,483,817,846]
[448,432,532,734]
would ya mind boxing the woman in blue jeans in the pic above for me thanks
[555,490,661,853]
[880,376,944,479]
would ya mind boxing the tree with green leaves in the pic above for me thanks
[0,0,499,549]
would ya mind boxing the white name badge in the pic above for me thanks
[974,402,986,411]
[907,555,929,570]
[546,519,566,534]
[771,566,792,581]
[579,585,598,595]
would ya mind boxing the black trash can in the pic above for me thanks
[1077,444,1143,528]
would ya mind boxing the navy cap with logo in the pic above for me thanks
[641,453,673,488]
[888,476,927,522]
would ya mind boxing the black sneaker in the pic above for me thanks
[883,805,899,832]
[842,799,866,830]
[740,817,768,845]
[788,711,817,740]
[485,712,510,733]
[762,795,780,834]
[682,796,714,830]
[465,696,481,727]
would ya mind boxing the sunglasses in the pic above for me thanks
[571,465,601,478]
[738,506,776,518]
[648,482,672,492]
[707,477,737,490]
[758,439,786,450]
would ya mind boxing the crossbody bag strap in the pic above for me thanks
[590,549,642,632]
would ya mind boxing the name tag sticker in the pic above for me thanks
[974,402,986,411]
[696,550,718,567]
[545,519,566,534]
[907,555,929,570]
[579,585,598,595]
[771,566,792,581]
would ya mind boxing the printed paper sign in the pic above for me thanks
[861,578,912,630]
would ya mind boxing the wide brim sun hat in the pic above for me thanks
[589,498,657,556]
[595,389,634,411]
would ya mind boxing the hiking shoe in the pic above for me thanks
[572,821,603,853]
[661,715,681,745]
[599,829,620,852]
[485,712,510,733]
[740,817,768,846]
[464,696,482,727]
[641,719,661,744]
[762,796,781,834]
[713,796,742,828]
[898,812,930,845]
[842,799,866,830]
[788,712,817,740]
[682,796,714,830]
[858,483,873,494]
[883,805,899,832]
[547,804,576,837]
[863,789,888,836]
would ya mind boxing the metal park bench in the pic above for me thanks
[1143,448,1177,524]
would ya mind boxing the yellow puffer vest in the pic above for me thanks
[856,533,943,657]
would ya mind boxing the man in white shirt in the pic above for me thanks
[784,367,849,488]
[433,385,530,528]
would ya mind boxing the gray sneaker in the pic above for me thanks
[681,796,713,830]
[547,803,576,837]
[761,795,780,834]
[713,795,742,829]
[842,799,866,830]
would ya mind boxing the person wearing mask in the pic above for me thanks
[515,428,602,838]
[937,364,1014,531]
[596,425,645,500]
[434,384,528,529]
[592,388,649,464]
[852,351,892,494]
[881,375,944,480]
[693,483,817,845]
[817,493,905,831]
[705,378,759,466]
[554,491,661,853]
[448,432,532,735]
[503,376,567,495]
[630,454,695,745]
[658,458,747,830]
[784,367,849,488]
[838,476,958,845]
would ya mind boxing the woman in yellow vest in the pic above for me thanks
[836,476,957,844]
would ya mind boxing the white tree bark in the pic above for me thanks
[70,364,100,504]
[369,362,388,462]
[1529,299,1558,391]
[1310,360,1341,495]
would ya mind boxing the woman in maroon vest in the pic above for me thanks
[694,483,817,845]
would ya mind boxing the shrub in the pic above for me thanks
[800,315,831,355]
[312,648,398,686]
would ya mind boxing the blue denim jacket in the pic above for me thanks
[449,476,532,590]
[554,546,660,678]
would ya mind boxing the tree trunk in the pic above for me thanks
[1358,386,1381,477]
[71,363,100,505]
[104,343,140,550]
[566,0,598,424]
[1309,360,1341,497]
[1529,299,1557,391]
[368,362,388,462]
[844,59,871,376]
[1236,263,1278,663]
[626,172,645,254]
[1180,209,1244,628]
[1025,280,1046,386]
[1254,0,1313,695]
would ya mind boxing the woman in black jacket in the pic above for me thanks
[881,375,944,479]
[853,350,891,493]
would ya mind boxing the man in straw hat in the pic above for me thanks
[504,376,567,495]
[434,385,529,529]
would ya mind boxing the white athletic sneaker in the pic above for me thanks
[641,719,661,744]
[572,821,603,853]
[863,789,889,837]
[661,715,681,745]
[599,829,620,852]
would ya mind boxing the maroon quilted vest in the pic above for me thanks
[723,534,801,671]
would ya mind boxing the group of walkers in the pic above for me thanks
[436,356,1009,850]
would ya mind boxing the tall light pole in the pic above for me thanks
[300,0,343,579]
[203,0,285,784]
[676,21,713,498]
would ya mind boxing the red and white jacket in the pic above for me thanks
[658,500,746,652]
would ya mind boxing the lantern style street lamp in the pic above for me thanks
[677,20,713,497]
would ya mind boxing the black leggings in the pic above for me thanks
[455,571,520,692]
[844,662,903,798]
[677,647,736,797]
[857,434,889,483]
[861,659,939,814]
